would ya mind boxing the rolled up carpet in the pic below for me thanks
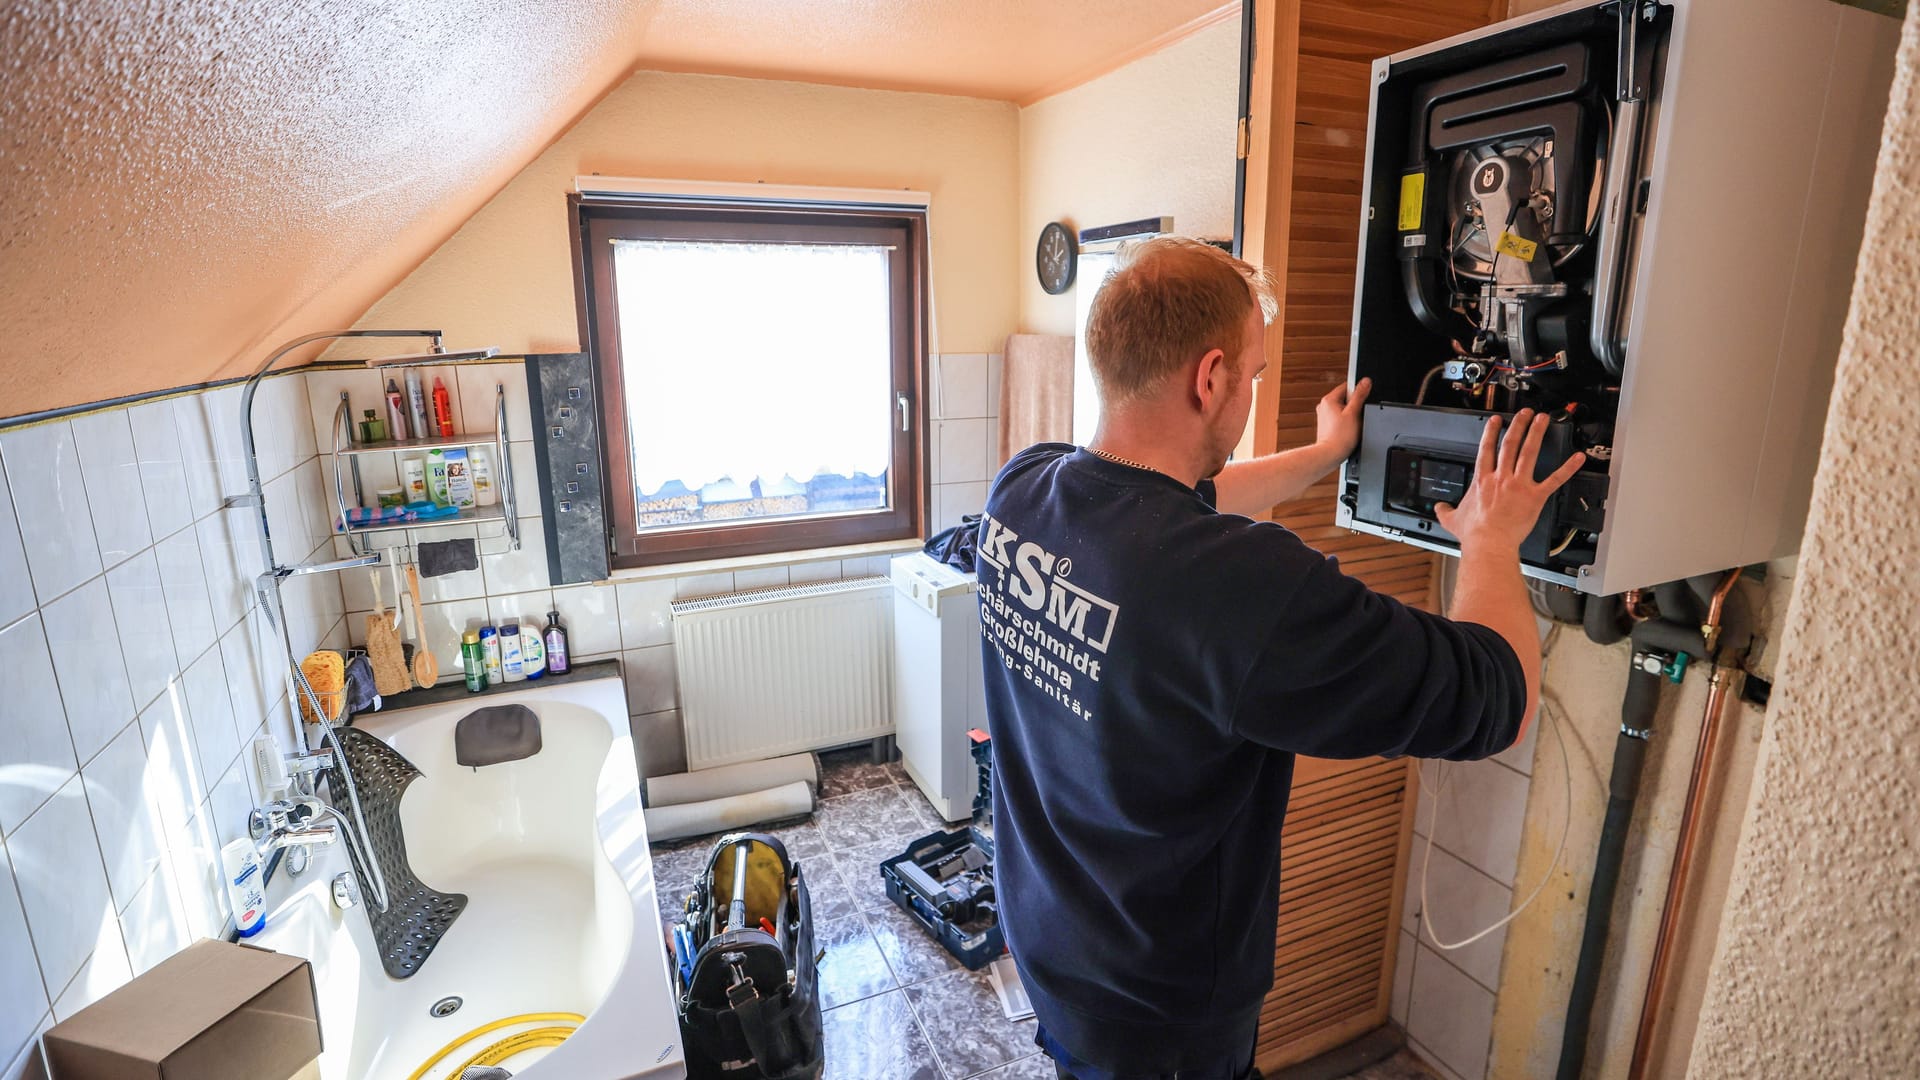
[643,753,819,809]
[643,780,815,844]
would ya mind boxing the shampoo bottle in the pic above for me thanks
[500,622,525,682]
[470,448,496,507]
[425,449,451,506]
[221,838,267,938]
[385,379,410,441]
[520,625,545,680]
[479,625,503,686]
[543,610,570,675]
[402,457,428,503]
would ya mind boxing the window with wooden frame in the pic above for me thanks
[571,194,928,568]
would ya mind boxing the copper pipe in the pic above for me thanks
[1702,566,1744,653]
[1624,588,1652,621]
[1627,569,1744,1079]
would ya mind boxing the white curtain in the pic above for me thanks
[612,238,896,497]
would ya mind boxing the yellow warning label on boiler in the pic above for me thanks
[1496,230,1539,262]
[1398,172,1425,231]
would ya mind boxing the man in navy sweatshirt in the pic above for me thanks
[978,236,1583,1080]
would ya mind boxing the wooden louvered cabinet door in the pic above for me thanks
[1256,756,1417,1070]
[1238,0,1508,1067]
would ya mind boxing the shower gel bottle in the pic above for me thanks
[544,610,570,675]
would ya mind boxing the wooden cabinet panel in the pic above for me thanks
[1257,756,1415,1068]
[1240,3,1504,1067]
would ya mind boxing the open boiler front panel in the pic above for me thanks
[1336,0,1899,594]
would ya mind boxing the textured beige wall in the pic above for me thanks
[1016,15,1241,336]
[348,70,1019,356]
[1688,5,1920,1074]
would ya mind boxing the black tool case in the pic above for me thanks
[878,729,1004,970]
[674,832,824,1080]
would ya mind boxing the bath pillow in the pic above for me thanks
[455,704,543,768]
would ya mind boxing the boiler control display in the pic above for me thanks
[1385,447,1470,521]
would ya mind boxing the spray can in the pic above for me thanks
[405,369,431,444]
[461,629,486,693]
[385,379,410,441]
[432,377,456,437]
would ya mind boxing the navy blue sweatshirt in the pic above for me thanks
[978,445,1525,1072]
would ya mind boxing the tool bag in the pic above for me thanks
[674,832,823,1080]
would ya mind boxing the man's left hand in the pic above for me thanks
[1314,378,1371,464]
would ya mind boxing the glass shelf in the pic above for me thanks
[335,502,507,538]
[336,432,500,457]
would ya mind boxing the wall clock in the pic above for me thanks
[1036,221,1076,295]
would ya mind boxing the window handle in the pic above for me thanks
[897,392,911,433]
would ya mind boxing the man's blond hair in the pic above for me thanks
[1084,236,1278,405]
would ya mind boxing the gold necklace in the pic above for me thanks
[1086,446,1155,473]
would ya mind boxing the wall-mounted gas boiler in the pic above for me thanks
[1337,0,1899,593]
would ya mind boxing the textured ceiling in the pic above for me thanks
[0,0,1234,419]
[620,0,1234,103]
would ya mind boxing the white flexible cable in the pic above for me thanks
[1418,689,1574,951]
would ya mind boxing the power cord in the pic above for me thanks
[1417,633,1574,951]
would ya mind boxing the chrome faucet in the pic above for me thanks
[248,798,338,866]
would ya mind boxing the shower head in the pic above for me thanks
[364,346,501,368]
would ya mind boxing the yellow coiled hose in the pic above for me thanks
[402,1012,585,1080]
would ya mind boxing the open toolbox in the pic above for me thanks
[878,728,1003,970]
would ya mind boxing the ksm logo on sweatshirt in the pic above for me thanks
[975,512,1118,654]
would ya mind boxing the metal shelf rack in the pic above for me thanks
[328,383,521,557]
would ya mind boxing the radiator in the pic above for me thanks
[671,577,894,770]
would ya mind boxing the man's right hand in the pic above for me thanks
[1434,409,1586,551]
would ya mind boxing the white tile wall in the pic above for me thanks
[0,421,104,603]
[10,777,116,997]
[127,399,193,543]
[0,616,79,834]
[1406,937,1496,1080]
[0,483,34,628]
[40,577,136,764]
[105,551,178,712]
[0,841,50,1073]
[928,354,1003,533]
[1399,752,1535,1078]
[1414,758,1529,887]
[70,410,152,569]
[0,372,342,1068]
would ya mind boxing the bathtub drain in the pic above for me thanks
[430,996,463,1019]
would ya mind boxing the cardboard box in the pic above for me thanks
[41,939,322,1080]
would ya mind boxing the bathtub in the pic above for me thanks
[253,669,684,1080]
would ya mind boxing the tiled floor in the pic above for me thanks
[649,748,1443,1080]
[650,747,1048,1080]
[1339,1049,1443,1080]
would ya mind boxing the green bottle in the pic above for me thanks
[461,630,486,693]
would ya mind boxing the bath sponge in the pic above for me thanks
[298,650,346,724]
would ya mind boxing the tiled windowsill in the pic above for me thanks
[596,538,925,586]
